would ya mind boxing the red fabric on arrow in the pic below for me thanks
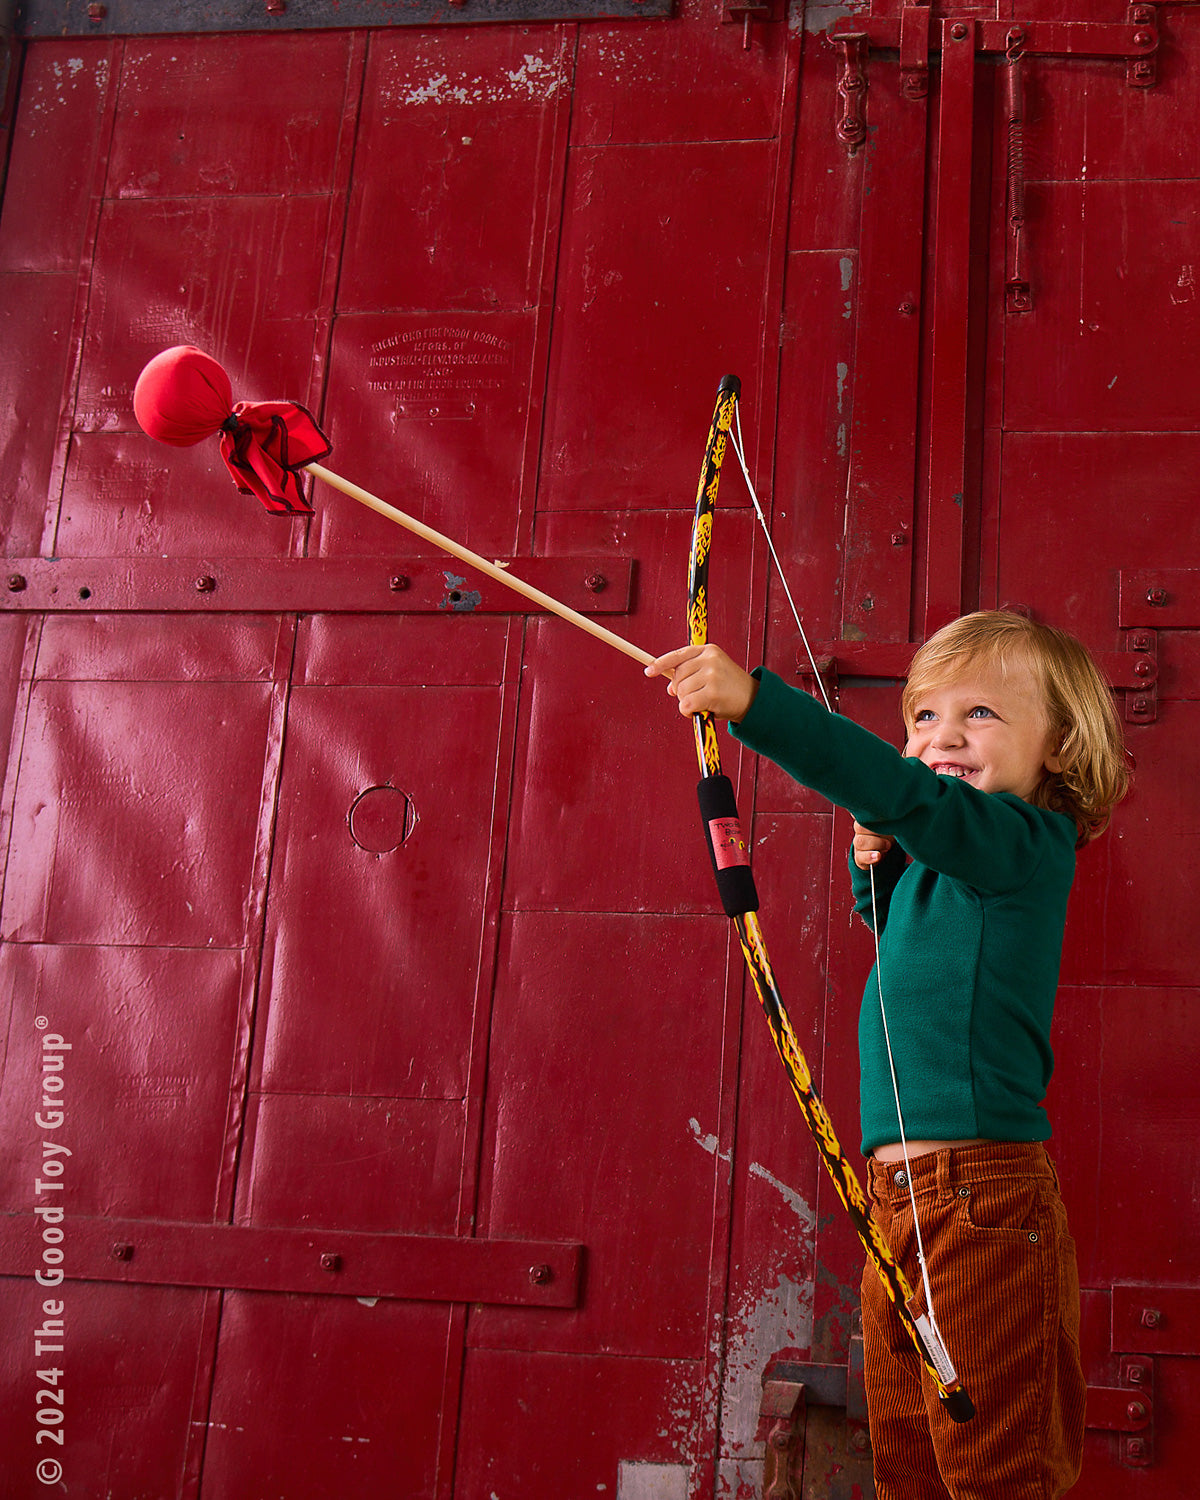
[133,345,330,515]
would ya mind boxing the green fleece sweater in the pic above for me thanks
[730,668,1076,1155]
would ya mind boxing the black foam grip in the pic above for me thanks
[940,1388,975,1423]
[697,775,759,918]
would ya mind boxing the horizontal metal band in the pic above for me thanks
[2,1212,583,1306]
[796,639,1157,693]
[0,555,634,616]
[829,17,1156,61]
[14,0,672,38]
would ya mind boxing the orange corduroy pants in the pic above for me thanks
[861,1142,1086,1499]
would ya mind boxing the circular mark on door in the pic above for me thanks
[348,786,416,854]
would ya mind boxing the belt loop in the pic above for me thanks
[936,1149,952,1199]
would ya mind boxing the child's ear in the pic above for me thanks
[1044,732,1063,775]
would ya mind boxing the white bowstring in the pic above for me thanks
[728,403,954,1370]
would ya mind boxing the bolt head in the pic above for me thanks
[528,1263,553,1286]
[320,1252,342,1272]
[8,574,27,592]
[389,574,411,592]
[1141,1307,1162,1328]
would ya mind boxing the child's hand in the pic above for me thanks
[645,644,759,723]
[852,821,894,869]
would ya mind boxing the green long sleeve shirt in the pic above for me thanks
[730,668,1077,1155]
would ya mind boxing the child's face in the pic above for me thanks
[903,657,1061,800]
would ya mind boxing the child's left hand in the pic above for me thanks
[645,644,758,722]
[852,821,894,869]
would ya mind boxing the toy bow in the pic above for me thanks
[687,376,973,1422]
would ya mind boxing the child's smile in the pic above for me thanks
[904,660,1062,801]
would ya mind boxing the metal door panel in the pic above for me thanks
[1060,706,1196,987]
[1,1278,214,1497]
[1002,180,1200,433]
[295,612,510,690]
[1028,12,1200,182]
[2,678,272,947]
[34,612,283,685]
[789,41,865,251]
[2,675,271,947]
[994,433,1200,642]
[57,429,304,560]
[201,1291,449,1496]
[0,942,246,1218]
[235,1092,464,1234]
[73,193,331,440]
[505,508,755,914]
[770,248,862,671]
[0,40,111,274]
[339,27,570,315]
[0,274,78,552]
[255,682,501,1097]
[457,1350,701,1494]
[315,309,537,560]
[106,34,352,200]
[538,139,775,514]
[573,1,783,147]
[1055,984,1199,1286]
[471,910,726,1358]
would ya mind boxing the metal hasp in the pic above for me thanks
[832,31,868,154]
[13,0,674,35]
[756,1334,870,1497]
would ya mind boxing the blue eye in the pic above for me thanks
[968,705,996,719]
[913,709,935,723]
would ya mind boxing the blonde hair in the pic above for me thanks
[901,611,1130,845]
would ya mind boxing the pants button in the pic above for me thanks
[893,1169,909,1188]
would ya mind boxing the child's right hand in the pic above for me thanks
[852,821,894,869]
[645,643,759,723]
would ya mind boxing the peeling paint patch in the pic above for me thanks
[394,50,566,108]
[441,571,482,611]
[748,1162,816,1232]
[805,0,869,32]
[617,1461,688,1500]
[721,1275,815,1454]
[716,1458,765,1498]
[836,360,849,414]
[687,1116,719,1155]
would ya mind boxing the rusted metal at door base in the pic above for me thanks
[14,0,672,36]
[0,1212,583,1306]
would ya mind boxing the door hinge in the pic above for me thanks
[1086,1356,1155,1468]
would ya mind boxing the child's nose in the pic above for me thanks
[932,719,966,747]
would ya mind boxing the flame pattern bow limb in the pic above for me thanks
[687,375,974,1423]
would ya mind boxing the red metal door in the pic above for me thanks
[0,3,1197,1498]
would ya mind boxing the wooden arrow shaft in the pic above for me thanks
[305,462,656,669]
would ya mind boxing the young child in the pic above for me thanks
[647,611,1129,1500]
